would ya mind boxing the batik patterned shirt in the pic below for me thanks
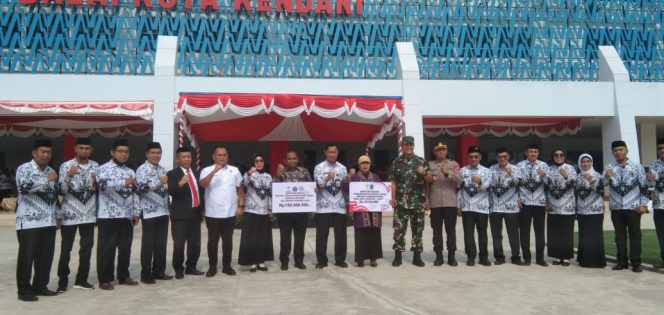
[602,159,648,211]
[516,160,549,207]
[314,161,348,214]
[458,165,491,214]
[97,160,140,219]
[136,161,169,219]
[649,159,664,210]
[575,171,605,215]
[489,163,521,213]
[57,159,98,225]
[545,164,577,215]
[15,160,57,230]
[243,171,272,215]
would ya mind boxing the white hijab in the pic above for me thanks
[577,153,596,175]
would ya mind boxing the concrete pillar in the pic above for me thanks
[395,42,424,158]
[153,35,178,169]
[598,46,641,165]
[639,122,657,164]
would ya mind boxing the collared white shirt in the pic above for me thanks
[603,159,648,211]
[200,164,242,218]
[15,160,57,230]
[57,158,98,225]
[458,165,491,214]
[314,160,348,214]
[136,161,169,219]
[545,164,577,215]
[649,159,664,210]
[97,160,140,219]
[516,160,549,206]
[489,163,520,213]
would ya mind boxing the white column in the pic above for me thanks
[598,46,641,165]
[395,42,424,157]
[153,35,178,169]
[639,122,657,164]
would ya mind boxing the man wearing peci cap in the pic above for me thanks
[458,146,492,266]
[15,139,59,301]
[136,142,173,284]
[603,140,648,272]
[56,137,98,293]
[96,139,141,290]
[389,136,432,267]
[425,142,462,266]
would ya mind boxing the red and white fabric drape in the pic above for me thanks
[423,118,582,138]
[0,101,153,138]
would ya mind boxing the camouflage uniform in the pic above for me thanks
[390,154,427,252]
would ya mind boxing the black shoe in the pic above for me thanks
[536,260,549,267]
[175,272,184,279]
[281,264,289,271]
[552,260,561,266]
[315,263,328,269]
[335,261,349,268]
[206,266,218,277]
[632,265,643,273]
[494,259,506,265]
[447,259,458,267]
[250,265,257,273]
[185,269,205,276]
[523,261,531,266]
[466,259,475,266]
[18,294,38,302]
[118,278,139,286]
[412,252,425,267]
[479,260,492,266]
[257,264,268,272]
[612,264,628,271]
[222,266,236,276]
[433,253,444,266]
[140,277,156,285]
[153,274,173,280]
[33,288,58,296]
[294,262,307,270]
[74,281,95,289]
[561,260,570,267]
[357,261,365,268]
[511,259,523,266]
[57,283,67,294]
[392,251,402,267]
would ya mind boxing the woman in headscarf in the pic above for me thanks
[544,149,577,266]
[349,155,383,267]
[238,154,274,272]
[575,153,606,268]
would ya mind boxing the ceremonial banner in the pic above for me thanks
[348,182,393,212]
[272,182,317,213]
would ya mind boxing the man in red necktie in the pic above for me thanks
[167,146,204,279]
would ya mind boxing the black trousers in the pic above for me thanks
[277,213,308,264]
[462,212,489,261]
[96,218,133,283]
[490,212,520,261]
[171,216,201,273]
[654,209,664,263]
[57,223,95,286]
[16,226,56,295]
[315,213,347,265]
[430,207,458,256]
[611,210,642,266]
[206,216,235,267]
[141,215,169,279]
[519,205,546,262]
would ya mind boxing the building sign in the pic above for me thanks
[20,0,363,16]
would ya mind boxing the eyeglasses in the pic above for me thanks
[255,159,264,163]
[497,155,509,159]
[553,153,565,157]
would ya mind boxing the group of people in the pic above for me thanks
[12,136,664,302]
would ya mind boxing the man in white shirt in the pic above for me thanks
[199,146,245,277]
[314,144,349,269]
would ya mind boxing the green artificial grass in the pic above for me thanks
[574,229,662,265]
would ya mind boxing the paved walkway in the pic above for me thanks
[0,211,661,314]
